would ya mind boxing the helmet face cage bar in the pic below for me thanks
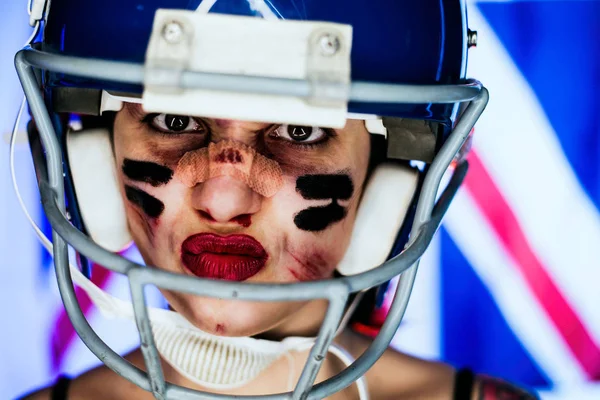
[16,47,488,400]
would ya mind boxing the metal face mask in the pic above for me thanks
[15,0,488,399]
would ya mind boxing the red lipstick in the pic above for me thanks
[181,233,267,281]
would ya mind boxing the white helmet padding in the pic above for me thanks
[337,164,418,276]
[66,129,132,252]
[66,128,419,274]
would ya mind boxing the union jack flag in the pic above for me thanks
[0,1,598,399]
[394,2,600,399]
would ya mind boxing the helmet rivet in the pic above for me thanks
[318,33,341,56]
[467,29,478,48]
[162,21,184,44]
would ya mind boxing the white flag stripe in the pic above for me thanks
[467,5,600,346]
[392,234,442,360]
[196,0,219,13]
[539,382,600,400]
[445,188,587,385]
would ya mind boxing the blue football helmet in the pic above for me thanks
[15,0,488,399]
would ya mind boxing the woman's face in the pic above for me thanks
[113,104,371,336]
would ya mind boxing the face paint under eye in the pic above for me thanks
[295,174,353,200]
[125,185,165,218]
[122,159,174,187]
[293,173,354,232]
[294,203,347,232]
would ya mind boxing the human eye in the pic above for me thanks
[268,124,331,145]
[143,113,207,134]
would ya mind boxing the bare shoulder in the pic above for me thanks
[18,370,114,400]
[337,330,456,399]
[67,355,152,400]
[21,351,151,400]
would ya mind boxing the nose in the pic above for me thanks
[191,175,262,224]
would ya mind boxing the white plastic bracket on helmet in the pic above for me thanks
[142,10,352,128]
[100,91,142,115]
[363,118,387,137]
[29,0,48,26]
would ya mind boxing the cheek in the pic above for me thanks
[291,210,358,281]
[285,244,338,281]
[292,173,355,232]
[270,176,361,281]
[293,202,346,232]
[120,177,192,259]
[265,144,345,176]
[124,185,165,218]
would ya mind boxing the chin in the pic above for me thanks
[162,290,303,337]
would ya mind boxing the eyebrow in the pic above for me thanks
[122,159,174,187]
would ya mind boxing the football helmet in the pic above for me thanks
[15,0,488,399]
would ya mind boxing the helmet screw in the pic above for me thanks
[467,29,478,48]
[318,33,341,56]
[162,21,185,44]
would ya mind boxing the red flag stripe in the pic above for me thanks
[464,150,600,380]
[51,264,113,371]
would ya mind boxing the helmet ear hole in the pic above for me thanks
[336,163,419,276]
[66,128,132,252]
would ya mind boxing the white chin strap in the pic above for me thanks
[69,265,312,390]
[68,263,367,396]
[64,126,419,393]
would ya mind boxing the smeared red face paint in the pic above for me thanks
[112,106,370,337]
[286,247,333,282]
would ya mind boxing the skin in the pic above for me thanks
[112,104,369,338]
[22,105,532,399]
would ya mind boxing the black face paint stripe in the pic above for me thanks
[124,185,164,218]
[122,159,174,187]
[293,173,354,232]
[295,174,354,200]
[294,203,347,232]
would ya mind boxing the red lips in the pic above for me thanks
[181,233,267,281]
